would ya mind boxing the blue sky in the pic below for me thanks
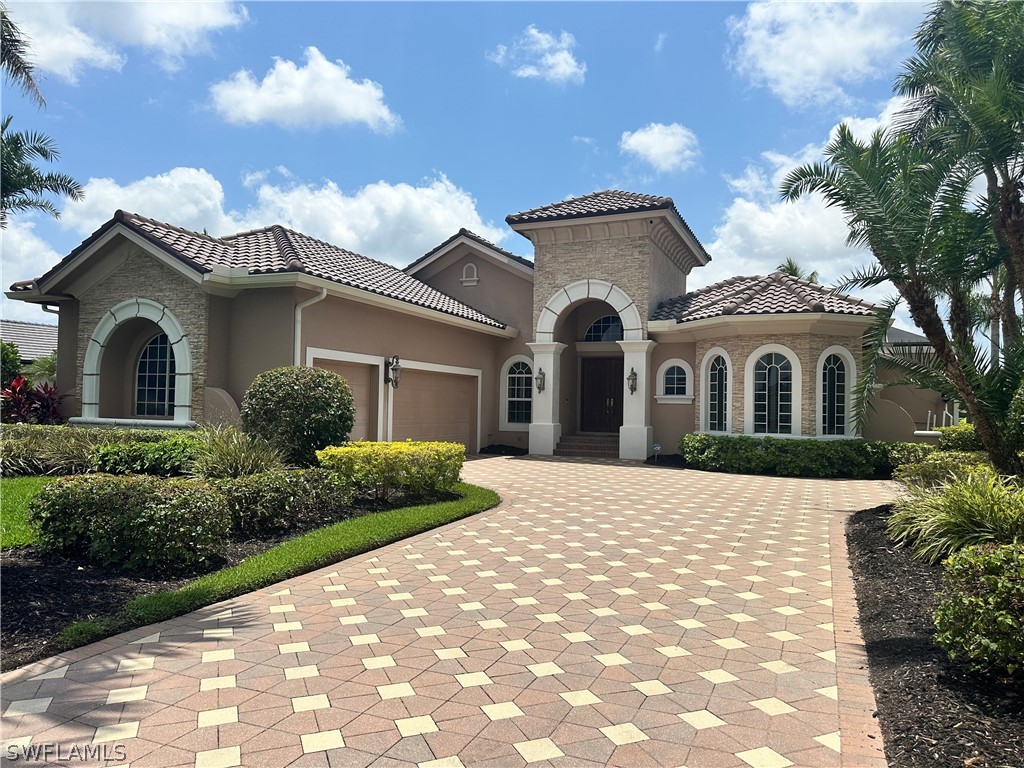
[2,1,927,325]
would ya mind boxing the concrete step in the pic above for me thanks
[555,435,619,458]
[553,448,619,458]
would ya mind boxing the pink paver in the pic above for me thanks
[0,457,893,767]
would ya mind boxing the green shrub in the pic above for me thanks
[241,366,355,466]
[29,474,229,571]
[0,436,47,476]
[937,422,982,452]
[317,440,465,500]
[93,434,200,476]
[216,469,354,533]
[190,425,286,478]
[888,468,1024,563]
[1,341,21,390]
[676,433,926,479]
[934,543,1024,677]
[893,450,992,487]
[870,440,937,476]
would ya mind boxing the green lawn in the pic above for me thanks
[0,476,52,548]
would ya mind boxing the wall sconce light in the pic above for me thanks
[385,355,402,388]
[535,368,546,393]
[627,367,638,395]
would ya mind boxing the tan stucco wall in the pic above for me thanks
[874,362,946,430]
[648,241,688,315]
[223,288,293,407]
[650,340,697,451]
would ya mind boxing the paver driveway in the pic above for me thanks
[1,457,895,768]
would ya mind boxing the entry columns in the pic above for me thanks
[527,342,566,455]
[617,339,656,459]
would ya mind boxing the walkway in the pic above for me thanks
[0,457,895,767]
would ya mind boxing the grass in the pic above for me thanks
[55,481,500,648]
[0,476,52,548]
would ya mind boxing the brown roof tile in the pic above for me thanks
[651,272,877,323]
[407,228,534,273]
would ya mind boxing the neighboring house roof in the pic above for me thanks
[651,272,877,323]
[505,189,710,263]
[12,211,507,330]
[0,319,58,361]
[885,326,930,345]
[407,228,534,274]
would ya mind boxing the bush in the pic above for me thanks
[241,366,355,466]
[871,440,936,476]
[888,468,1024,563]
[29,474,229,571]
[215,469,354,533]
[934,543,1024,677]
[317,441,465,500]
[1,376,62,425]
[937,422,982,452]
[893,450,992,487]
[1,341,21,390]
[189,425,286,478]
[93,434,200,476]
[676,433,928,479]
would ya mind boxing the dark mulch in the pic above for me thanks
[846,505,1024,768]
[644,453,688,468]
[479,444,528,456]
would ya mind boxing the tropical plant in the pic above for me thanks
[0,375,61,424]
[1,340,21,389]
[776,257,820,283]
[22,350,55,384]
[190,425,286,478]
[0,4,44,107]
[1,115,84,226]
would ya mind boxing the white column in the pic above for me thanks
[617,339,656,460]
[527,342,566,455]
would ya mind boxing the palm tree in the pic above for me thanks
[776,257,820,283]
[781,124,1023,474]
[0,4,44,107]
[0,115,84,226]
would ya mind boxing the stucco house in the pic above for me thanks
[6,190,940,458]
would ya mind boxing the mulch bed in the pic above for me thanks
[846,505,1024,768]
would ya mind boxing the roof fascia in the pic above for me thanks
[408,237,534,281]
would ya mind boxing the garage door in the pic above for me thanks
[391,369,476,450]
[314,360,376,441]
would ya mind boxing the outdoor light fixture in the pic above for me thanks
[385,355,402,388]
[627,367,638,394]
[535,368,546,393]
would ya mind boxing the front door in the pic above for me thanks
[580,357,624,433]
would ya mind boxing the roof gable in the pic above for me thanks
[406,228,533,276]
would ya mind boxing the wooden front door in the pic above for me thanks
[580,357,624,433]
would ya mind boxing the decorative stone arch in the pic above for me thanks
[535,279,643,342]
[816,344,857,437]
[743,343,803,436]
[81,298,193,421]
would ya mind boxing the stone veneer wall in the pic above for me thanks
[693,332,864,437]
[75,245,208,421]
[532,235,651,338]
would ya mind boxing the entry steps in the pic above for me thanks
[554,434,619,458]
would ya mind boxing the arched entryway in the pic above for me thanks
[528,279,654,459]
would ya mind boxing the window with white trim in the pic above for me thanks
[753,352,792,434]
[655,358,694,403]
[821,353,847,435]
[135,333,176,417]
[583,315,623,342]
[708,355,728,432]
[506,361,532,424]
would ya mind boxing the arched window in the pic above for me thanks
[821,354,846,435]
[665,365,686,395]
[655,358,694,403]
[500,355,533,431]
[136,333,176,417]
[583,315,623,342]
[753,352,792,434]
[707,354,728,432]
[460,262,479,286]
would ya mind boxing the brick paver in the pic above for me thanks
[0,457,894,767]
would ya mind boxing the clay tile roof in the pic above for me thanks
[18,211,507,330]
[651,272,877,323]
[0,319,58,361]
[407,228,534,273]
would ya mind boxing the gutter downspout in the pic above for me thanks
[293,287,327,365]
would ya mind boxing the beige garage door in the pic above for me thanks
[314,359,376,441]
[391,369,476,450]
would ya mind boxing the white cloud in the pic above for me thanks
[727,1,922,108]
[487,25,586,86]
[620,122,701,174]
[55,168,504,268]
[654,33,668,54]
[210,47,400,132]
[839,95,909,142]
[1,219,64,323]
[9,1,247,82]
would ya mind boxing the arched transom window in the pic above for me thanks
[583,315,623,342]
[753,352,792,434]
[708,355,728,432]
[506,361,532,424]
[136,333,176,417]
[821,353,847,435]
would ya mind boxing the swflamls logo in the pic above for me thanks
[5,743,128,762]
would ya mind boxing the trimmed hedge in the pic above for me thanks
[215,469,355,533]
[936,422,983,452]
[93,434,200,476]
[892,450,992,487]
[934,543,1024,677]
[317,440,465,500]
[677,433,933,479]
[29,474,229,571]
